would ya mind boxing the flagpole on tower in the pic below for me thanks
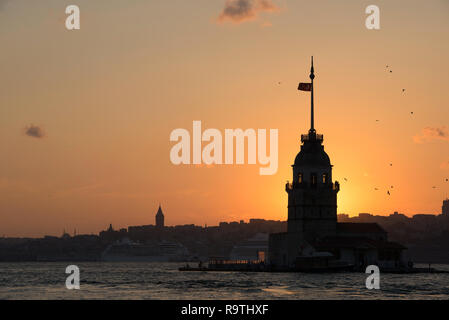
[310,56,315,133]
[298,57,317,138]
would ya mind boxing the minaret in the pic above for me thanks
[155,204,165,229]
[286,57,339,242]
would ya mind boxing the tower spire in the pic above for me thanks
[309,56,315,133]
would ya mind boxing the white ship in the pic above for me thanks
[101,238,190,262]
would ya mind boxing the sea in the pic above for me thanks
[0,262,448,300]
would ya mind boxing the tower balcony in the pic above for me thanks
[301,133,323,143]
[286,181,339,191]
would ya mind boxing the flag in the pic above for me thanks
[298,82,312,91]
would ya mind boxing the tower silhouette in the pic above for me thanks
[155,204,164,229]
[287,56,340,241]
[269,57,341,268]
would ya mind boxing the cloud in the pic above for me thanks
[413,126,449,144]
[217,0,279,24]
[24,124,45,139]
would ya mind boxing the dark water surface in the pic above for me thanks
[0,262,448,299]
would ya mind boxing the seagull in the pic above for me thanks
[391,186,394,189]
[446,178,448,182]
[402,89,406,92]
[411,112,414,115]
[374,188,379,191]
[390,163,393,166]
[387,190,391,195]
[389,70,393,73]
[376,119,380,122]
[432,186,436,189]
[344,178,348,181]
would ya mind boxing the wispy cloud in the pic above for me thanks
[217,0,279,24]
[413,126,449,144]
[24,124,45,139]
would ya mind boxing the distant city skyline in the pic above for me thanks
[1,0,448,237]
[3,199,447,239]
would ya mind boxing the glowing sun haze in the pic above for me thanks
[0,0,448,237]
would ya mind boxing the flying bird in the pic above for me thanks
[374,188,379,191]
[387,190,391,195]
[344,178,348,181]
[402,89,406,92]
[411,112,414,115]
[390,163,393,166]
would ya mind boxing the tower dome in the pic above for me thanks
[294,136,331,167]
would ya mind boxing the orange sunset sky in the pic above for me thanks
[1,0,448,237]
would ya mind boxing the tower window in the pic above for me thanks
[298,173,303,184]
[322,173,328,184]
[311,173,317,186]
